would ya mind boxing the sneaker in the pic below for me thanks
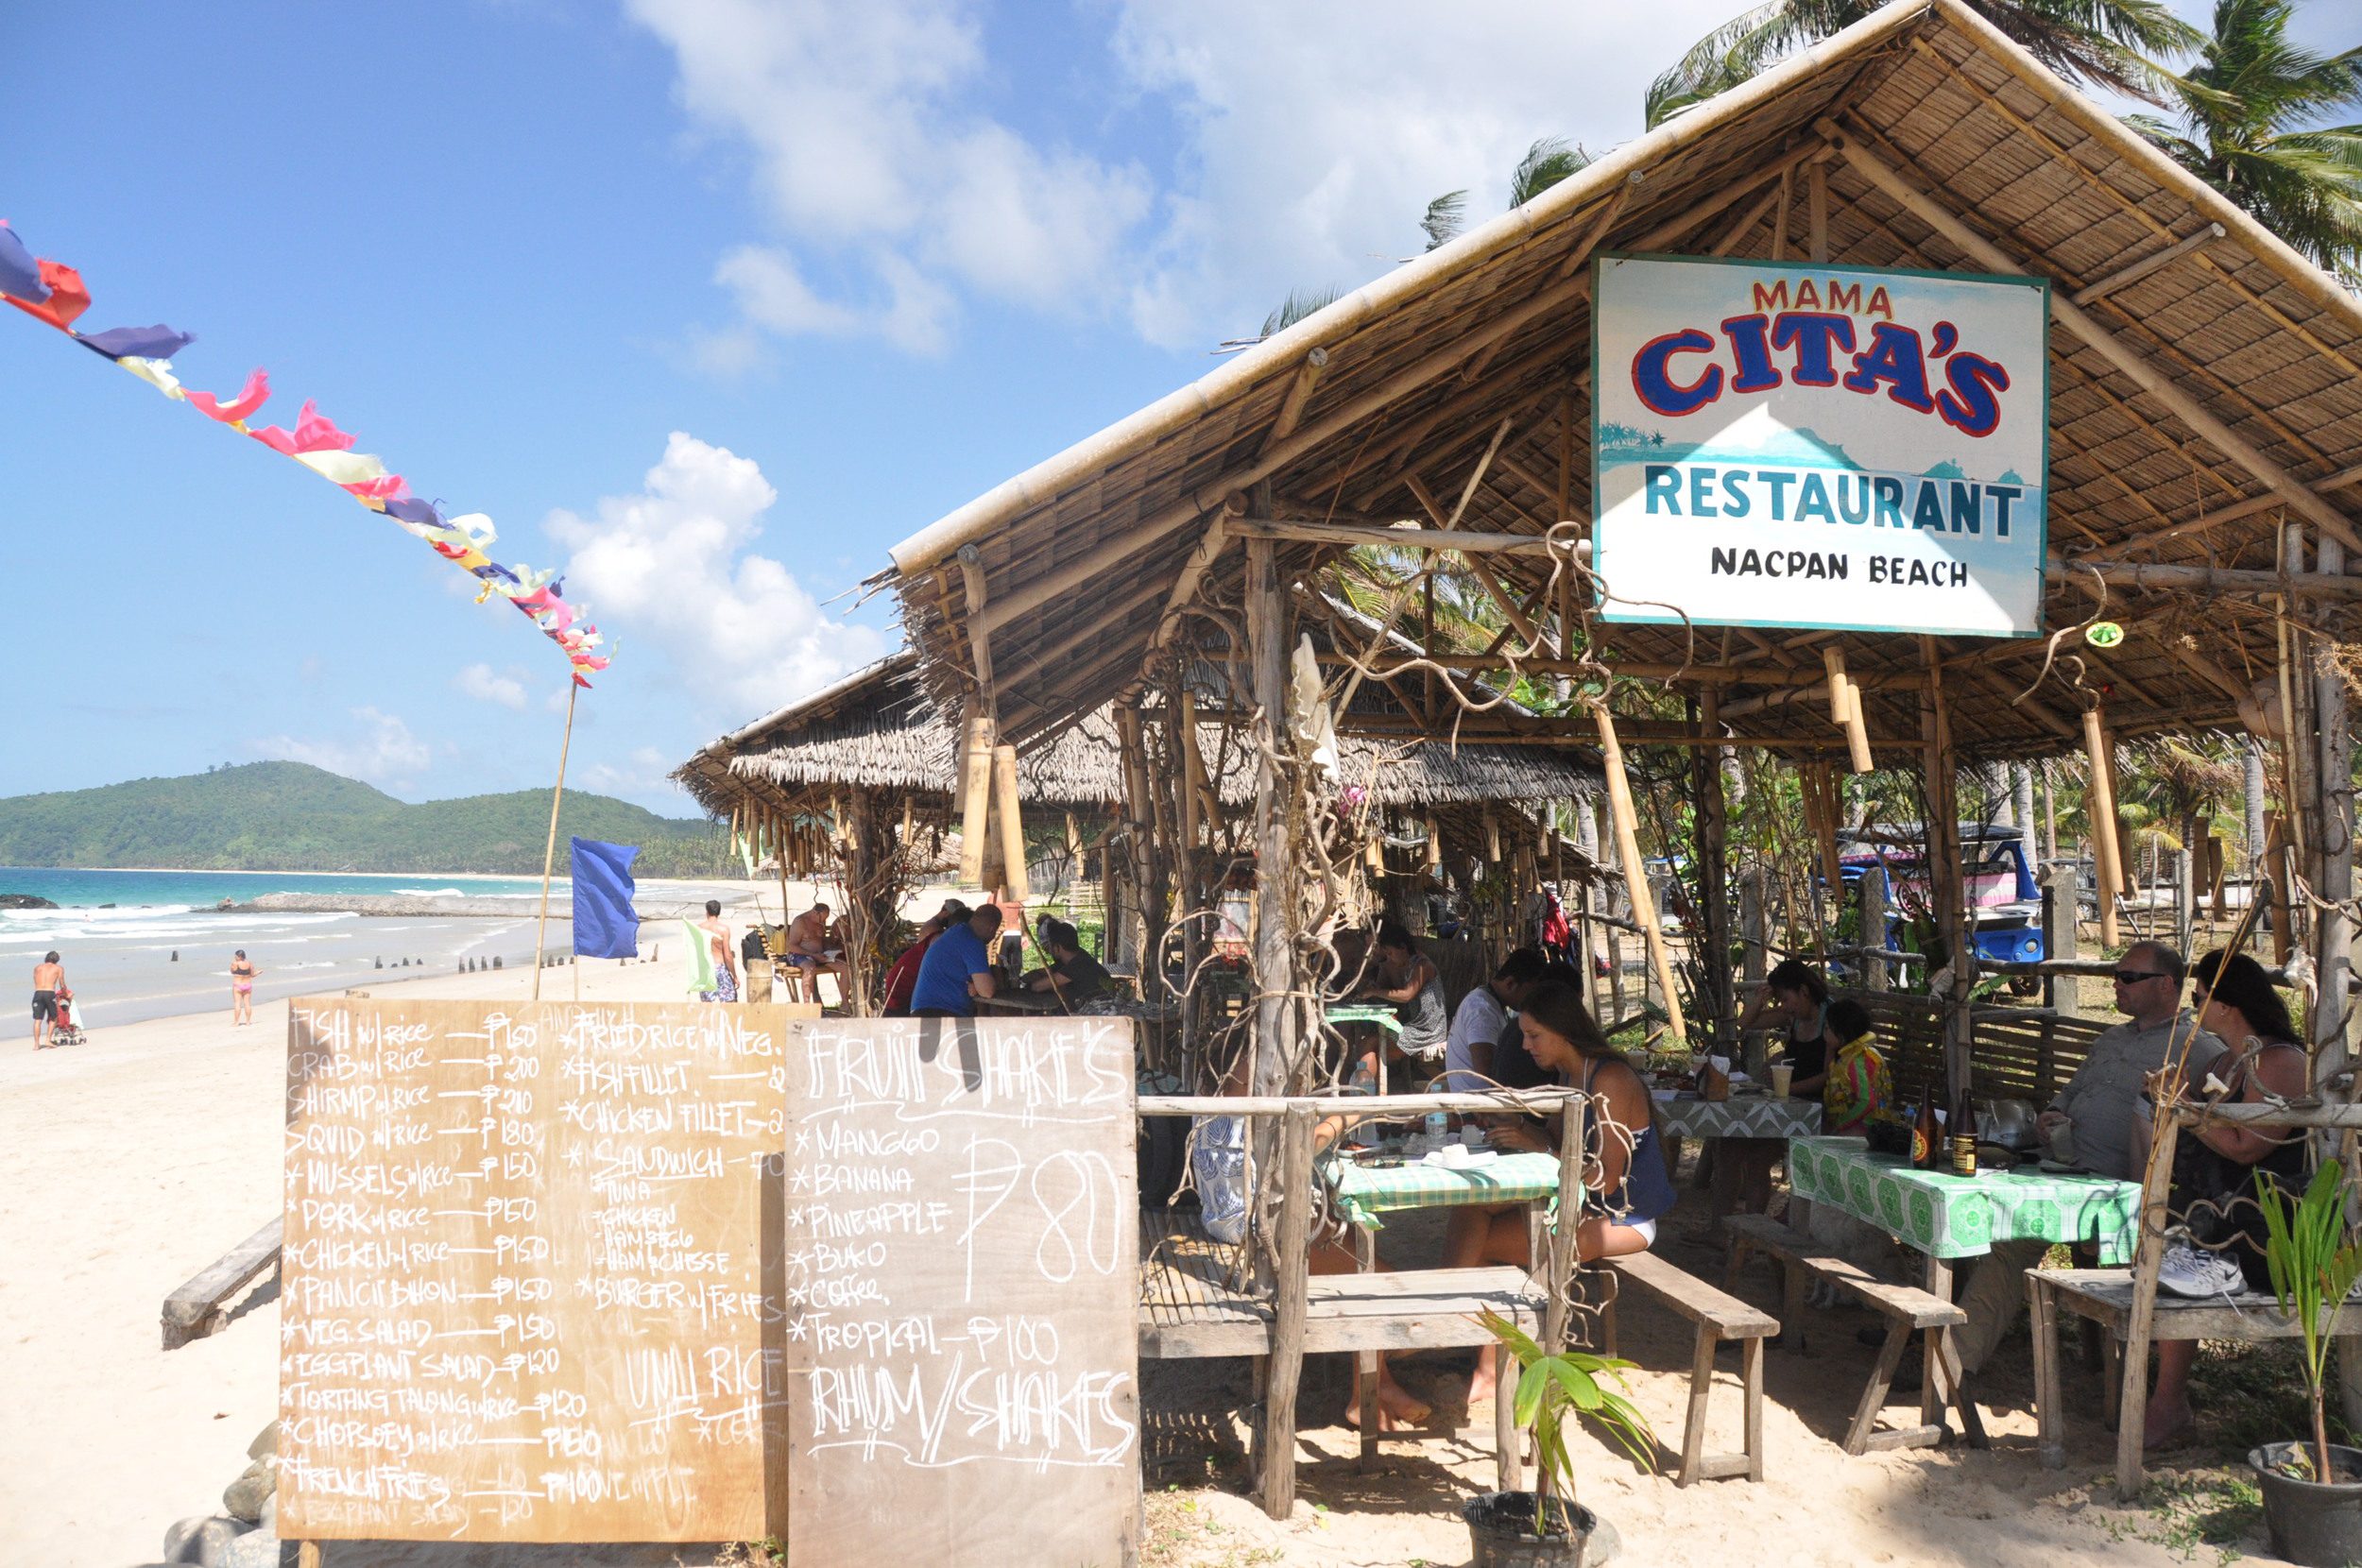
[2158,1241,2247,1299]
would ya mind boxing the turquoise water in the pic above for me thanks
[0,867,553,908]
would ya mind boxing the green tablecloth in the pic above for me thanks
[1323,1150,1566,1230]
[1788,1135,2141,1264]
[1658,1096,1823,1140]
[1325,1003,1402,1036]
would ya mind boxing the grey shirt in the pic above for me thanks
[2049,1011,2225,1181]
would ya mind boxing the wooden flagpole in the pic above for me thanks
[531,681,579,1000]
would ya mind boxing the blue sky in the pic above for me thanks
[1,1,2344,818]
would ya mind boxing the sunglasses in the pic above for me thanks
[2111,969,2174,985]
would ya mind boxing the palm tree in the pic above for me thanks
[1648,0,2198,127]
[1420,138,1596,250]
[2127,0,2362,281]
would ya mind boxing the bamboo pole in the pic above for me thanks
[530,681,579,998]
[991,744,1028,903]
[1593,702,1686,1042]
[1922,639,1973,1105]
[958,709,996,889]
[1821,646,1874,773]
[2082,705,2125,950]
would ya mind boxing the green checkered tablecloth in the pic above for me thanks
[1325,1004,1402,1036]
[1323,1150,1567,1230]
[1658,1096,1823,1140]
[1788,1135,2141,1264]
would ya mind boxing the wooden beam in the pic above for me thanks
[1142,514,1235,657]
[1594,704,1686,1043]
[1806,159,1829,264]
[958,711,995,888]
[957,543,997,703]
[2053,556,2362,600]
[1232,517,1553,557]
[2082,703,2124,949]
[1821,646,1874,773]
[1822,117,2362,557]
[1259,347,1329,456]
[2070,223,2226,306]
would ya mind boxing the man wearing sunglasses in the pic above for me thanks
[1946,941,2224,1384]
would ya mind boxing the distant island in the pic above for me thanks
[0,760,733,878]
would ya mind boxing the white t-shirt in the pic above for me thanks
[1443,985,1512,1093]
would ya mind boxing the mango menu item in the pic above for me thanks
[278,998,789,1542]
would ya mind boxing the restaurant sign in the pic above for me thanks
[1592,253,2047,638]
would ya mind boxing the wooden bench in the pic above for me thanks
[162,1218,282,1350]
[1722,1212,1824,1349]
[1138,1208,1543,1504]
[1600,1249,1777,1485]
[1801,1253,1984,1454]
[2028,1266,2362,1470]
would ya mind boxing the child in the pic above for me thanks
[1821,997,1890,1135]
[1806,997,1898,1299]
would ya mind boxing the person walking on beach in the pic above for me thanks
[229,950,258,1026]
[696,900,739,1003]
[31,950,63,1049]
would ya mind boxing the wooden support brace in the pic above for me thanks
[2082,705,2124,950]
[1593,703,1686,1042]
[992,744,1027,902]
[958,711,995,888]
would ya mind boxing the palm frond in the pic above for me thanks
[1421,190,1468,251]
[1509,138,1592,208]
[1259,286,1343,340]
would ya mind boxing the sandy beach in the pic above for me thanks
[0,950,2292,1568]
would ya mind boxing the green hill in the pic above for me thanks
[0,761,733,878]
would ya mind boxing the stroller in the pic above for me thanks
[50,986,88,1048]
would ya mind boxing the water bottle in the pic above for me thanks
[1426,1111,1449,1144]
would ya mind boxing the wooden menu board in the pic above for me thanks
[781,1014,1140,1568]
[279,997,792,1542]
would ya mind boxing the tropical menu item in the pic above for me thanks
[278,997,790,1542]
[781,1014,1141,1568]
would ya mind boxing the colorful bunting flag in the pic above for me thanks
[0,219,610,686]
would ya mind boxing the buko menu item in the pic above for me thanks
[781,1015,1140,1567]
[279,998,791,1542]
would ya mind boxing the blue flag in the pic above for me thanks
[570,837,641,959]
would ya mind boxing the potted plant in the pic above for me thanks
[1463,1309,1653,1568]
[2251,1158,2362,1567]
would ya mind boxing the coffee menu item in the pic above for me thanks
[781,1015,1140,1568]
[279,998,791,1542]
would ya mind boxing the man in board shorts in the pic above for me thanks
[31,950,63,1049]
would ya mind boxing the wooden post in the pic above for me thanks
[1543,1095,1587,1352]
[2082,705,2124,951]
[1598,800,1627,1018]
[530,680,579,998]
[959,708,996,890]
[1245,538,1299,1096]
[2314,531,2354,1089]
[1921,639,1971,1106]
[1257,1103,1316,1518]
[2115,1112,2184,1499]
[2267,810,2294,964]
[1821,646,1874,774]
[1116,707,1155,969]
[1860,863,1890,993]
[1593,702,1686,1042]
[991,744,1028,903]
[1697,692,1735,1046]
[2042,862,2078,1016]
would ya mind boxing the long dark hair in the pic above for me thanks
[2191,949,2298,1046]
[1518,980,1621,1070]
[1766,957,1828,1006]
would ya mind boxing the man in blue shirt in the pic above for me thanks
[910,903,1004,1016]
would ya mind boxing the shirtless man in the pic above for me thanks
[783,902,845,1003]
[696,900,739,1003]
[31,950,62,1048]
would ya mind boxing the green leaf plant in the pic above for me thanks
[2257,1158,2362,1480]
[1477,1309,1655,1539]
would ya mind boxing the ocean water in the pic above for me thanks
[0,867,572,1042]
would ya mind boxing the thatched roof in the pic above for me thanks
[876,0,2362,761]
[672,651,1600,824]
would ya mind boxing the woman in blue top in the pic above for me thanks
[1446,980,1676,1401]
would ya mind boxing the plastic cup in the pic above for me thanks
[1770,1063,1794,1097]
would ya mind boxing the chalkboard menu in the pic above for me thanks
[279,998,792,1542]
[781,1015,1141,1568]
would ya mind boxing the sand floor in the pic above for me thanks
[0,955,2306,1567]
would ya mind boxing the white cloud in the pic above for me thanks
[634,0,1745,354]
[544,432,886,715]
[252,707,433,788]
[454,663,529,710]
[1108,0,1746,347]
[583,745,684,801]
[629,0,1149,354]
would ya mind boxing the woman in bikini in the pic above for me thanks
[1446,979,1675,1401]
[230,949,258,1026]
